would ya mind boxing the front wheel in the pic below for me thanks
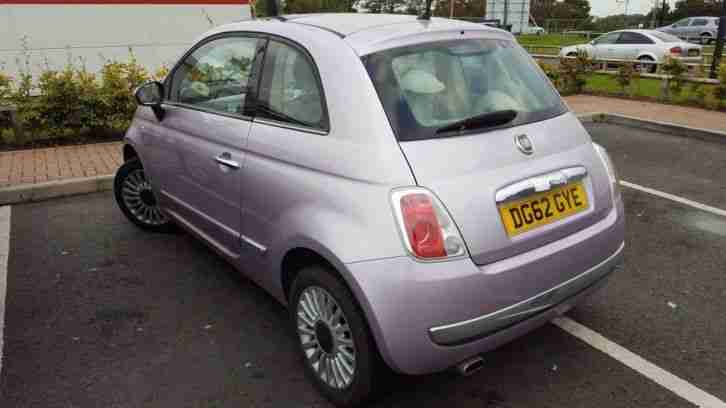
[290,266,385,407]
[700,34,713,45]
[114,158,175,233]
[636,56,657,74]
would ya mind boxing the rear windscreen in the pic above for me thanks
[363,39,567,141]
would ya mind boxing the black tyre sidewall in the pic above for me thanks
[114,159,175,233]
[289,266,382,408]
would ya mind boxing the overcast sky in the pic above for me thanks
[589,0,671,17]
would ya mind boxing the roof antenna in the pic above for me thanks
[419,0,433,20]
[268,0,280,17]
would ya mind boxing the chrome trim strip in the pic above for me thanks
[241,234,267,254]
[428,241,624,346]
[495,166,588,204]
[253,117,328,136]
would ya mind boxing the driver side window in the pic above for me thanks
[169,36,259,115]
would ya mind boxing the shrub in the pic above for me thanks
[615,62,639,96]
[537,60,561,90]
[717,61,726,106]
[559,50,592,95]
[0,72,11,104]
[660,57,687,99]
[98,57,150,130]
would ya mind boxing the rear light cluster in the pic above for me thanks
[670,46,682,55]
[391,188,467,260]
[593,143,621,203]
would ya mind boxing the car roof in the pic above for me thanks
[214,13,511,56]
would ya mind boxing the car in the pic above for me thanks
[115,13,625,407]
[559,29,703,73]
[523,25,546,35]
[657,16,722,44]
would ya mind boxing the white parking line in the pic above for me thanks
[554,317,726,408]
[621,180,726,218]
[0,206,10,377]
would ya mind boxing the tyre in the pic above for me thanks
[636,56,657,74]
[114,158,175,233]
[290,265,385,407]
[700,34,712,45]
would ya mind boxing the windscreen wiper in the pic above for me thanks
[435,109,518,134]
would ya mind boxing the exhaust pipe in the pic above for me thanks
[456,356,484,376]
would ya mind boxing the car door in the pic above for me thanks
[591,32,621,60]
[160,34,263,260]
[689,18,709,41]
[238,38,329,274]
[671,18,691,39]
[614,31,654,60]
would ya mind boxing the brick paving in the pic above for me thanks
[0,142,122,188]
[0,95,723,189]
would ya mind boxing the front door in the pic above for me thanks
[592,32,621,60]
[160,34,262,260]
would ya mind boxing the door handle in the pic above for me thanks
[215,152,240,169]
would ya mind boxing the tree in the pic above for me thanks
[670,0,722,21]
[356,0,411,13]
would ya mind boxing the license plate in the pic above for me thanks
[498,181,589,237]
[688,49,699,56]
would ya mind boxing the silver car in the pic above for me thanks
[658,16,722,44]
[560,29,703,73]
[116,13,625,407]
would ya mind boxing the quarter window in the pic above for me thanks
[169,36,259,115]
[593,32,620,45]
[692,19,708,26]
[256,40,327,131]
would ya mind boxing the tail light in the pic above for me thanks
[670,46,682,55]
[593,143,621,203]
[391,188,467,261]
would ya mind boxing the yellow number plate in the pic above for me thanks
[498,181,589,237]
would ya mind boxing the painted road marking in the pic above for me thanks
[0,206,10,377]
[554,317,726,408]
[621,180,726,218]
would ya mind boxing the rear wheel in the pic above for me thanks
[636,56,657,74]
[114,158,175,233]
[290,265,384,407]
[700,33,713,45]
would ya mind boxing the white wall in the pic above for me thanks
[0,5,251,77]
[485,0,531,34]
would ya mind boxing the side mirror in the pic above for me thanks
[135,81,165,120]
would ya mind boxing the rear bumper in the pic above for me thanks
[429,242,623,346]
[344,201,625,375]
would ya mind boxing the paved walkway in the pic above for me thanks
[565,95,726,133]
[0,95,723,189]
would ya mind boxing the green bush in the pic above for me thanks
[537,60,561,90]
[0,55,168,147]
[717,62,726,106]
[615,62,639,96]
[660,57,688,99]
[559,50,592,95]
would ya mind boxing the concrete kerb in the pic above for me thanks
[577,112,726,145]
[0,113,723,205]
[0,175,113,205]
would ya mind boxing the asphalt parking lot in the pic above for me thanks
[0,122,725,408]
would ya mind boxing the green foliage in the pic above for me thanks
[432,0,484,18]
[537,60,561,89]
[716,62,726,104]
[615,62,639,96]
[559,50,592,95]
[660,56,688,99]
[0,54,165,146]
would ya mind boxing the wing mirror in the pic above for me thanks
[135,81,165,121]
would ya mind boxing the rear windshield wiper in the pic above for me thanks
[435,109,518,135]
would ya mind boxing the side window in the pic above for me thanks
[169,36,258,115]
[256,40,328,131]
[691,19,708,26]
[673,18,690,27]
[617,32,654,44]
[594,32,620,45]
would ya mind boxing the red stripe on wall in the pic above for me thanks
[0,1,250,4]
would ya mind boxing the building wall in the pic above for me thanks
[1,2,251,77]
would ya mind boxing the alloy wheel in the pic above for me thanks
[297,286,357,389]
[121,169,168,226]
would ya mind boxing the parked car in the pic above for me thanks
[657,16,722,44]
[523,24,547,35]
[116,13,625,407]
[559,29,703,73]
